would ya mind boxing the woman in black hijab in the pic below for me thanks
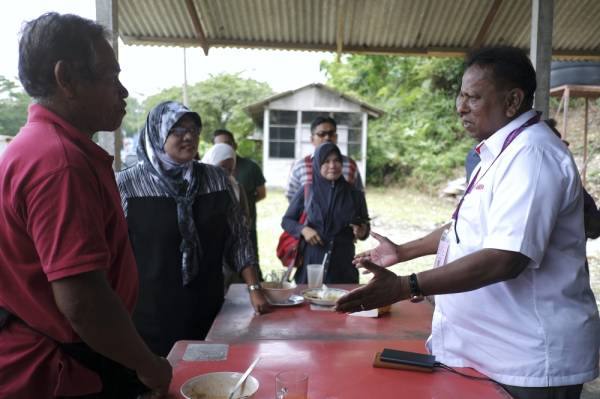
[282,142,370,284]
[117,101,268,356]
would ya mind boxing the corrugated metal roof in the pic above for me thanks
[118,0,600,59]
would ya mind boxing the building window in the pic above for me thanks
[269,110,297,158]
[347,128,362,160]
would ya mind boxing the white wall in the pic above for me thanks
[261,85,372,188]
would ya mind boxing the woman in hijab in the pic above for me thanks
[201,142,251,289]
[117,101,268,356]
[282,142,370,284]
[201,142,250,221]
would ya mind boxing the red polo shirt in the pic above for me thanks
[0,104,138,397]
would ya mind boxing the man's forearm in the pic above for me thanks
[417,248,529,296]
[52,271,158,374]
[397,223,450,262]
[255,185,266,202]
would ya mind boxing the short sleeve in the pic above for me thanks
[252,162,266,187]
[482,145,571,265]
[26,167,110,281]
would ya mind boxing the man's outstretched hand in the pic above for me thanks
[353,231,400,268]
[335,260,407,313]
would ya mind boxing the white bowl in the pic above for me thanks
[262,281,297,304]
[181,371,259,399]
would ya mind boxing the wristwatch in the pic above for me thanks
[247,283,262,292]
[408,273,424,303]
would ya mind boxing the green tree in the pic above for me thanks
[321,55,471,189]
[0,76,31,136]
[143,73,273,161]
[120,96,147,137]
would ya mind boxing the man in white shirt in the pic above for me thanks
[284,116,363,202]
[336,46,600,399]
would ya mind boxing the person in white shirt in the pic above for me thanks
[336,46,600,399]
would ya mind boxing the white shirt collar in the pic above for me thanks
[476,110,538,163]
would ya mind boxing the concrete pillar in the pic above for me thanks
[530,0,554,119]
[95,0,122,170]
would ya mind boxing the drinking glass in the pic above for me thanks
[276,371,308,399]
[306,264,324,289]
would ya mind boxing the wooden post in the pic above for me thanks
[554,93,564,120]
[562,87,570,140]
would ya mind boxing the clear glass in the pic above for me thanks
[306,264,324,289]
[276,371,308,399]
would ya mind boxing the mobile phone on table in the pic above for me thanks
[379,348,436,369]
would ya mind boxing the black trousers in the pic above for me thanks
[500,383,583,399]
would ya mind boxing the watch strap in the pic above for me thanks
[408,273,424,303]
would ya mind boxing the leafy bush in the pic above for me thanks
[321,55,474,189]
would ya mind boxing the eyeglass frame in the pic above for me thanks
[169,126,201,138]
[312,129,337,138]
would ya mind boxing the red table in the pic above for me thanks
[207,284,433,342]
[167,339,511,399]
[168,284,512,398]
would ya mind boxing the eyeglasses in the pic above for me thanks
[169,126,200,138]
[313,129,337,138]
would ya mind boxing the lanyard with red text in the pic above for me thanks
[452,112,541,243]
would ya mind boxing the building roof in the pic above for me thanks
[244,83,384,123]
[118,0,600,59]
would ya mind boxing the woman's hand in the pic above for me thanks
[249,289,272,315]
[351,223,369,240]
[301,226,323,246]
[353,231,400,268]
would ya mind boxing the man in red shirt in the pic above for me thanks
[0,13,171,397]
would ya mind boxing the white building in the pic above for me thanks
[245,84,383,188]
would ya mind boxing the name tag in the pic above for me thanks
[434,227,450,267]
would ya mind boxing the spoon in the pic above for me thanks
[228,356,261,399]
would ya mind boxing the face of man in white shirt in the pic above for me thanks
[456,65,523,143]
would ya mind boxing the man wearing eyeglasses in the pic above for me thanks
[284,116,364,202]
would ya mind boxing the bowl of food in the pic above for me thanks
[181,371,259,399]
[302,287,348,306]
[261,281,297,304]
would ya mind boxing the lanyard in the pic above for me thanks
[452,112,541,243]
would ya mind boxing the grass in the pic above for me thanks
[256,186,600,296]
[256,187,454,283]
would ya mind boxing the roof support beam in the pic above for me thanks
[530,0,554,119]
[336,0,346,61]
[473,0,503,48]
[95,0,122,171]
[185,0,209,55]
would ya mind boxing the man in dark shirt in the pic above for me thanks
[213,129,267,277]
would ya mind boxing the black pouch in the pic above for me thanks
[59,342,151,399]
